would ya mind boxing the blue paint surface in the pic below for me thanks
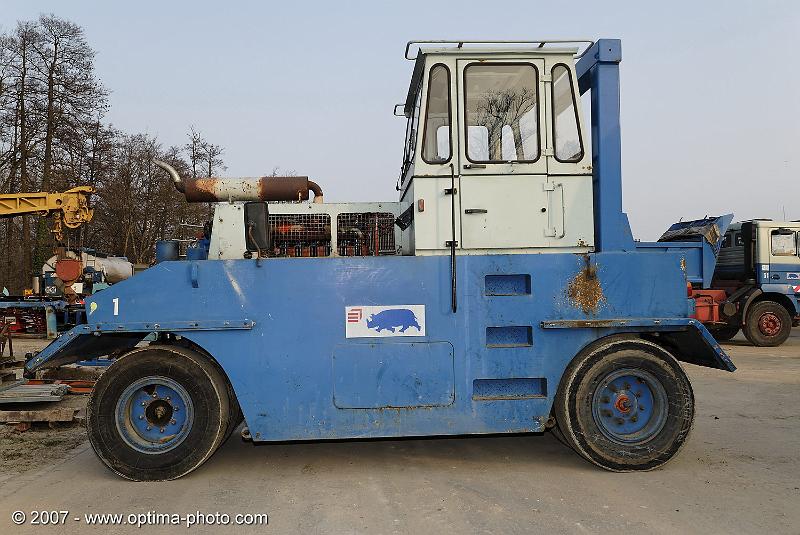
[756,262,800,315]
[332,342,454,408]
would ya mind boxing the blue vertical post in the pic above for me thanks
[576,39,635,251]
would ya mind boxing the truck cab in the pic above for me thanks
[712,220,800,344]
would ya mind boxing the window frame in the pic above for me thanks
[421,63,453,165]
[462,61,542,165]
[400,82,423,184]
[770,229,799,257]
[550,63,585,164]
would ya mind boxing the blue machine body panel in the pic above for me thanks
[332,342,455,409]
[28,252,733,441]
[637,214,734,288]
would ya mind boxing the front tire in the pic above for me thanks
[554,337,694,471]
[86,345,231,481]
[744,301,792,347]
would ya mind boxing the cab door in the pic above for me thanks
[456,59,549,249]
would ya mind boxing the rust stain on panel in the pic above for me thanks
[566,255,605,315]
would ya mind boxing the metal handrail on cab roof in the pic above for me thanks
[404,39,595,60]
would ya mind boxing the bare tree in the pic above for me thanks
[0,16,225,291]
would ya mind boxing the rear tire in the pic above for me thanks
[744,301,792,347]
[554,337,694,471]
[709,326,739,342]
[86,345,230,481]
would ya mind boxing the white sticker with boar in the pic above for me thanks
[345,305,426,338]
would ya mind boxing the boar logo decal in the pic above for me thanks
[345,305,426,338]
[366,309,421,333]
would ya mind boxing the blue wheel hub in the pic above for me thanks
[115,376,194,454]
[591,368,668,444]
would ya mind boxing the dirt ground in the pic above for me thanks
[0,337,89,479]
[0,331,798,534]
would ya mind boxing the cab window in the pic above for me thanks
[770,230,797,256]
[400,86,422,181]
[464,64,539,162]
[422,64,452,163]
[551,64,583,162]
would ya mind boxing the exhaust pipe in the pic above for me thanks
[153,160,323,203]
[153,160,185,193]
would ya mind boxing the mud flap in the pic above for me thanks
[25,325,145,372]
[657,321,736,372]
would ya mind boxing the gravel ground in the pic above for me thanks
[0,331,797,534]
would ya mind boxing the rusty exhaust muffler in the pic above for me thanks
[153,160,323,203]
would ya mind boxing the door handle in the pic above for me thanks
[464,209,488,214]
[771,274,780,279]
[463,164,486,169]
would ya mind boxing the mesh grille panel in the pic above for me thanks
[269,214,331,257]
[337,213,396,256]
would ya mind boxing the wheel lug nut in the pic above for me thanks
[170,419,176,425]
[141,402,146,406]
[631,415,638,423]
[635,391,642,398]
[146,426,152,431]
[623,383,630,390]
[616,418,624,425]
[166,397,171,401]
[138,415,144,420]
[640,405,646,411]
[160,428,165,433]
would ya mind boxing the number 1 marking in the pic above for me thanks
[113,297,119,316]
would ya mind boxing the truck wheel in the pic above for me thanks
[744,301,792,347]
[86,345,230,481]
[709,326,739,342]
[553,338,694,471]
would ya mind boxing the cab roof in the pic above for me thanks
[402,39,593,116]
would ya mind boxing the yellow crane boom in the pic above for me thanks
[0,186,94,242]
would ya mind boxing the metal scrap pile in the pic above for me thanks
[2,308,45,334]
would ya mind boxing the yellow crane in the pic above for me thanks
[0,186,94,242]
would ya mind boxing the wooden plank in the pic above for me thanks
[0,395,64,403]
[0,407,78,423]
[0,383,69,403]
[0,379,25,393]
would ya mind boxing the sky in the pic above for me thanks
[3,0,799,240]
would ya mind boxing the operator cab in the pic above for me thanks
[191,41,599,261]
[398,40,594,255]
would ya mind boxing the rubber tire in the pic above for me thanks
[709,326,739,342]
[222,382,244,443]
[86,345,230,481]
[553,337,694,472]
[743,301,792,347]
[182,343,242,443]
